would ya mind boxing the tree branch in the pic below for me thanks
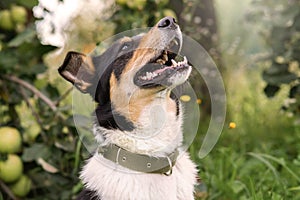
[0,180,19,200]
[2,75,57,111]
[54,87,73,106]
[19,86,48,142]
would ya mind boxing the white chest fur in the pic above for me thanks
[80,151,197,200]
[93,95,185,157]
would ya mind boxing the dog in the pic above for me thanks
[58,16,198,200]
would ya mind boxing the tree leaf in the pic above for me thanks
[22,143,51,162]
[17,0,38,8]
[8,27,36,47]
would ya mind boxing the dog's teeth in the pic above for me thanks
[145,72,158,80]
[174,40,178,46]
[183,56,187,64]
[140,76,147,80]
[171,59,177,67]
[146,72,151,80]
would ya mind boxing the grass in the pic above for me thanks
[189,68,300,199]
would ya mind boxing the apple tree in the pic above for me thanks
[0,1,82,199]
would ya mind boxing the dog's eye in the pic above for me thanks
[121,43,131,51]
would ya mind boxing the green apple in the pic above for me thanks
[0,127,22,153]
[0,10,14,31]
[10,175,32,197]
[127,0,146,10]
[163,9,177,20]
[158,0,169,6]
[0,154,23,183]
[116,0,127,5]
[10,5,27,24]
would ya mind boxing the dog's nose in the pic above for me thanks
[158,16,177,29]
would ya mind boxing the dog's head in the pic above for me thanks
[59,17,191,133]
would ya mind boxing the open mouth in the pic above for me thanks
[134,38,191,88]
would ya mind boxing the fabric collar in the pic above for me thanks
[98,144,179,175]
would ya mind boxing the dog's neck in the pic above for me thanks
[82,94,197,200]
[93,93,183,157]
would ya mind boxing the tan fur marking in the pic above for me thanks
[138,28,162,49]
[110,84,160,123]
[123,49,157,74]
[127,89,157,122]
[123,26,162,74]
[109,73,118,98]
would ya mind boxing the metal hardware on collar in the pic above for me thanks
[97,144,179,174]
[163,156,173,176]
[115,147,122,164]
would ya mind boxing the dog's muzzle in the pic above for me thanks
[133,17,191,88]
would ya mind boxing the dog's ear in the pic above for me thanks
[58,51,95,93]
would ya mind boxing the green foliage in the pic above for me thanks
[113,0,175,31]
[191,69,300,200]
[0,2,84,199]
[247,0,300,117]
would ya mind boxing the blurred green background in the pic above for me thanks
[0,0,300,199]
